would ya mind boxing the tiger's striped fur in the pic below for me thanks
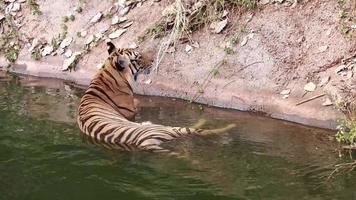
[77,42,235,152]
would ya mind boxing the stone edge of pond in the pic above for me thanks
[0,57,341,130]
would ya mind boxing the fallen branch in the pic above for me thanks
[296,93,325,106]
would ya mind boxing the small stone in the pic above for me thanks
[240,36,248,46]
[210,19,228,34]
[322,97,333,106]
[119,17,128,23]
[280,89,291,95]
[128,42,138,49]
[245,13,253,23]
[111,15,119,25]
[166,46,175,53]
[347,71,353,79]
[11,2,20,12]
[335,65,347,74]
[108,29,127,39]
[326,28,332,36]
[85,35,95,45]
[80,30,87,37]
[222,10,228,18]
[185,44,193,54]
[0,14,4,21]
[319,76,330,87]
[304,82,316,92]
[28,38,39,52]
[62,52,81,71]
[90,12,102,23]
[64,49,72,58]
[282,94,289,99]
[144,79,152,85]
[297,36,304,44]
[94,33,103,41]
[60,37,73,48]
[122,21,133,28]
[57,48,65,55]
[191,41,200,48]
[259,0,270,5]
[117,0,126,7]
[41,45,54,56]
[351,25,356,29]
[318,45,328,53]
[95,63,103,69]
[118,7,130,16]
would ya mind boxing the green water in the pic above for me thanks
[0,72,355,200]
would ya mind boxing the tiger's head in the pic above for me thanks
[105,41,153,81]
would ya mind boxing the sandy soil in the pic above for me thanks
[1,0,355,129]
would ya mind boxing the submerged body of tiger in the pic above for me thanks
[77,42,234,152]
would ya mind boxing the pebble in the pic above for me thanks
[111,15,120,25]
[108,29,127,39]
[318,45,328,53]
[90,12,102,23]
[41,45,54,57]
[322,97,333,106]
[85,35,95,45]
[80,30,87,37]
[64,49,72,58]
[335,65,347,74]
[11,2,20,12]
[210,19,228,34]
[319,76,330,87]
[304,82,316,92]
[185,44,193,54]
[280,89,291,95]
[122,21,133,28]
[59,37,73,49]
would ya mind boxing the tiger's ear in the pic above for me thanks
[107,42,116,54]
[115,55,127,71]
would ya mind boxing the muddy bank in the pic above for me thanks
[1,0,356,129]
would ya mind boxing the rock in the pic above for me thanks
[166,46,175,53]
[280,89,291,95]
[144,79,152,85]
[80,30,87,37]
[85,35,95,45]
[335,64,347,74]
[56,48,65,55]
[318,45,328,53]
[28,38,39,52]
[108,29,127,39]
[128,42,138,49]
[222,10,228,18]
[259,0,270,5]
[111,15,120,25]
[95,63,103,69]
[347,71,353,79]
[240,36,248,46]
[322,97,333,106]
[185,44,193,54]
[11,2,20,12]
[210,19,228,34]
[122,21,133,28]
[94,33,103,41]
[59,37,73,49]
[64,49,72,58]
[119,17,128,23]
[90,12,102,23]
[319,76,330,87]
[304,82,316,92]
[191,41,200,48]
[117,0,126,7]
[0,14,4,21]
[326,28,332,36]
[118,7,130,16]
[62,52,81,71]
[282,94,289,99]
[41,45,53,56]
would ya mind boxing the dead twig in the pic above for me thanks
[296,94,325,106]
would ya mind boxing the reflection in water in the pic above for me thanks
[0,71,356,200]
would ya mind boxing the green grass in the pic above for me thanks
[27,0,42,15]
[224,46,234,54]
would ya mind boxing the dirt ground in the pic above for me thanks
[1,0,355,129]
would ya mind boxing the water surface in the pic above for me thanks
[0,72,355,200]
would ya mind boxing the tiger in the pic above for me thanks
[77,41,235,152]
